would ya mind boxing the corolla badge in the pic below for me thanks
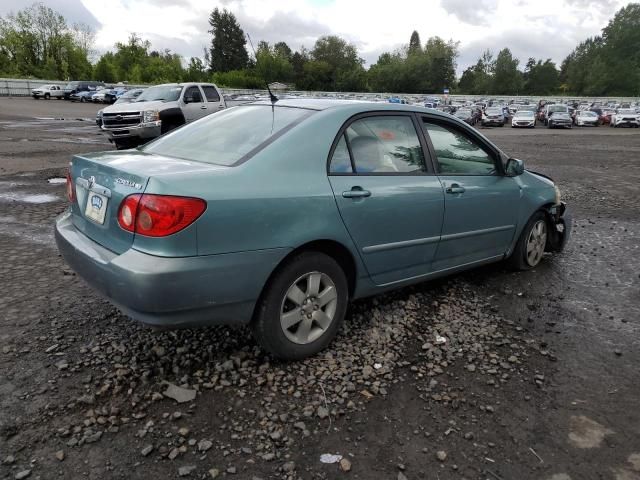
[115,177,142,189]
[91,194,103,210]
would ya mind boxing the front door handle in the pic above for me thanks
[446,183,465,194]
[342,187,371,199]
[200,105,207,110]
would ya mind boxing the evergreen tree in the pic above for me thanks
[408,30,421,55]
[207,7,249,73]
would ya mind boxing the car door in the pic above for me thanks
[421,117,521,272]
[201,85,225,113]
[182,86,207,122]
[328,113,445,286]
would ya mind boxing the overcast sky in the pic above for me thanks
[0,0,632,74]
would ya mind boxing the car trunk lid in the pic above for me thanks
[69,149,222,254]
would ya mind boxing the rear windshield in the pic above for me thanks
[142,105,312,166]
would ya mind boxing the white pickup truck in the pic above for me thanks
[32,84,64,99]
[100,82,226,149]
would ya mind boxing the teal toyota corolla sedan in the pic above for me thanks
[55,99,570,359]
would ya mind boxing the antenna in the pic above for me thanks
[247,32,279,104]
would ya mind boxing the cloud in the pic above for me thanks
[439,0,499,26]
[0,0,101,28]
[9,0,628,76]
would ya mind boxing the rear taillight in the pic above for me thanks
[66,171,75,202]
[117,194,206,237]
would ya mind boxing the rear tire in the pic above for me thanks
[251,251,348,360]
[508,211,549,271]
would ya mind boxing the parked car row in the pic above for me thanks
[31,80,145,104]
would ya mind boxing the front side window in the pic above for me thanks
[142,105,312,166]
[423,121,496,175]
[202,86,220,102]
[184,86,203,103]
[342,116,425,174]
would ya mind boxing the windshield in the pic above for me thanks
[548,105,567,113]
[135,85,182,102]
[581,111,597,117]
[455,110,471,117]
[64,82,78,90]
[515,111,534,118]
[486,108,502,115]
[142,105,313,166]
[618,109,635,114]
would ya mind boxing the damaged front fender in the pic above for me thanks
[544,202,571,252]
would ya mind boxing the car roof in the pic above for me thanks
[248,98,452,118]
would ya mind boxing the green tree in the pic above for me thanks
[492,48,522,94]
[408,30,421,55]
[254,41,294,84]
[310,35,366,91]
[93,52,117,82]
[185,57,207,82]
[523,58,559,95]
[273,41,292,60]
[0,3,94,79]
[457,51,493,94]
[207,7,248,73]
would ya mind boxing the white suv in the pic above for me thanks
[100,82,227,149]
[31,84,64,100]
[610,109,639,128]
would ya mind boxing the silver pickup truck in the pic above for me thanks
[100,82,226,149]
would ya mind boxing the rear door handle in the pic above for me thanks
[446,183,465,194]
[342,187,371,199]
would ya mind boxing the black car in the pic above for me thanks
[454,108,476,125]
[63,81,104,100]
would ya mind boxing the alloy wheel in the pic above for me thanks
[280,271,338,345]
[526,220,547,267]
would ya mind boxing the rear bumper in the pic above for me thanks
[55,210,289,328]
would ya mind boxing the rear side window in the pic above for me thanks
[142,105,312,166]
[330,135,353,173]
[331,115,425,174]
[202,86,220,102]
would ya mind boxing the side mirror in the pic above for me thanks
[506,158,525,177]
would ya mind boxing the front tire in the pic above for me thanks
[508,211,549,271]
[251,251,348,360]
[44,93,50,100]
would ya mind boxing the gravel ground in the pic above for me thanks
[0,98,639,480]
